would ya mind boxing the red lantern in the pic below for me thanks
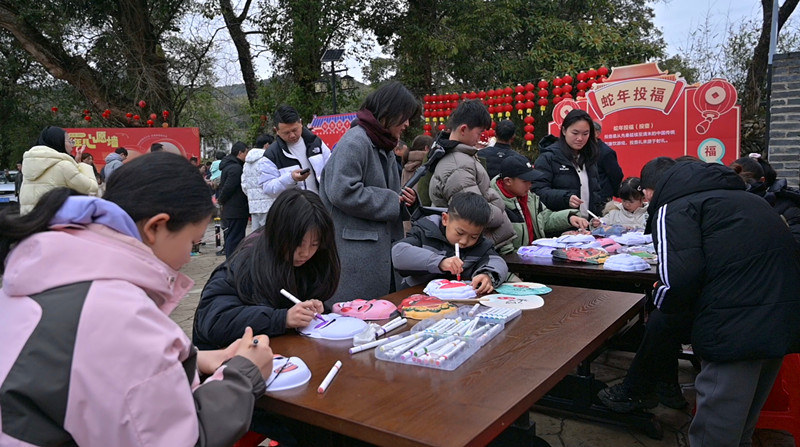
[524,115,535,124]
[598,75,608,83]
[515,102,525,116]
[451,93,460,101]
[487,89,496,97]
[525,91,535,101]
[525,82,535,92]
[133,115,140,121]
[503,87,513,95]
[587,79,597,88]
[162,110,170,119]
[576,91,586,98]
[553,77,563,87]
[563,92,573,99]
[537,79,549,90]
[515,93,525,103]
[587,69,597,79]
[524,132,535,149]
[451,101,459,109]
[598,66,609,76]
[525,101,535,114]
[553,96,563,104]
[138,100,146,109]
[478,91,486,99]
[524,124,535,134]
[514,84,524,94]
[147,119,154,127]
[84,115,91,122]
[83,109,90,115]
[149,113,157,121]
[537,97,549,113]
[424,95,431,102]
[537,89,548,98]
[577,71,587,82]
[577,81,588,91]
[424,123,432,131]
[438,124,446,131]
[491,120,497,129]
[563,74,573,85]
[503,104,513,117]
[51,106,58,113]
[552,87,563,96]
[562,84,573,93]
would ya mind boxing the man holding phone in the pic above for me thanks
[259,105,331,197]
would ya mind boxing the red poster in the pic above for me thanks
[310,113,357,150]
[65,127,201,169]
[547,64,740,179]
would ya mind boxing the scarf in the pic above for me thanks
[497,179,535,244]
[356,109,397,151]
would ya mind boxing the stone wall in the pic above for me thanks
[769,52,800,188]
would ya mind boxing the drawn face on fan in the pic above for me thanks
[297,314,368,340]
[332,299,397,320]
[398,294,458,319]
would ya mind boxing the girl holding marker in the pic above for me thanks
[0,153,275,447]
[193,189,341,349]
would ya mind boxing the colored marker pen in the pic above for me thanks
[280,289,325,323]
[455,243,461,281]
[317,360,342,393]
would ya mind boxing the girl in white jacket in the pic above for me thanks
[602,177,648,229]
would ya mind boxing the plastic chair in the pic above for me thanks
[232,431,268,447]
[755,354,800,443]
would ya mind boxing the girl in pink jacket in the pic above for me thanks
[0,152,274,447]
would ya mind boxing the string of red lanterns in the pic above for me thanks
[421,66,610,144]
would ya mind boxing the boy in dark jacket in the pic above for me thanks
[218,142,250,257]
[391,192,508,293]
[603,157,800,446]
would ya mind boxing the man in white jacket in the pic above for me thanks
[242,134,275,231]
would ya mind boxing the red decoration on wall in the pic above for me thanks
[138,100,146,109]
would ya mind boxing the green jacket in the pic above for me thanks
[490,176,577,254]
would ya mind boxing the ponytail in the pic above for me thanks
[0,188,77,273]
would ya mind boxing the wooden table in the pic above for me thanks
[257,284,644,447]
[503,253,659,295]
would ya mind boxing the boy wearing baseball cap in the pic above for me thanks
[491,156,590,253]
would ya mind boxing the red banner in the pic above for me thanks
[548,68,740,179]
[65,128,201,169]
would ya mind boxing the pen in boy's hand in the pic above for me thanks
[455,243,461,281]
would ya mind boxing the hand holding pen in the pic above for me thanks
[281,289,325,328]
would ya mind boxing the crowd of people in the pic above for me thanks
[1,80,800,446]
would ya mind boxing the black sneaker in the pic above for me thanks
[655,381,688,409]
[597,383,658,413]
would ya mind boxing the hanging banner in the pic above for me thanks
[310,113,357,150]
[65,127,201,169]
[548,63,740,178]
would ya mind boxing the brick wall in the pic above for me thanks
[769,52,800,188]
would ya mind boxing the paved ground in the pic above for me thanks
[172,222,795,447]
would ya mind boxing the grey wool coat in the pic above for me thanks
[320,125,411,305]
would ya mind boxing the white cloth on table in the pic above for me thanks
[603,253,652,271]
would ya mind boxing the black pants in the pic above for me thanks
[623,308,692,392]
[224,218,248,257]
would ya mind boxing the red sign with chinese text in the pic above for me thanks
[65,128,201,169]
[547,68,740,179]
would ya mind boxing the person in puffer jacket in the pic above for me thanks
[644,157,800,446]
[429,100,515,249]
[19,126,98,214]
[242,134,276,231]
[0,153,277,447]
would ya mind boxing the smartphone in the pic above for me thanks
[299,168,311,175]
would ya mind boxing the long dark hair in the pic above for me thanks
[226,189,340,307]
[0,152,214,273]
[361,81,421,129]
[559,109,597,167]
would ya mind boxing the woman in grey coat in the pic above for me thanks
[320,82,421,305]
